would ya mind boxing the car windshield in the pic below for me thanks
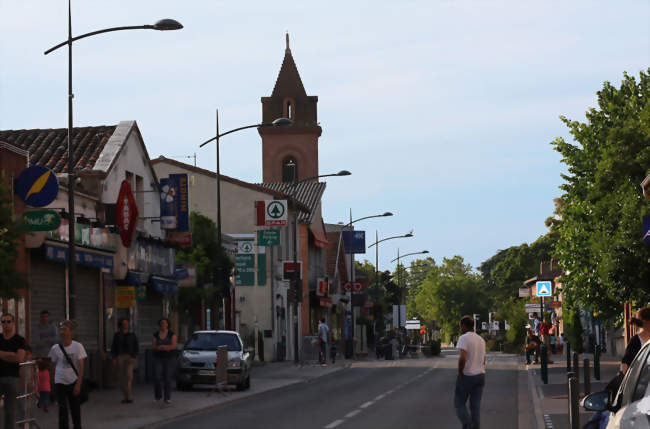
[185,332,241,351]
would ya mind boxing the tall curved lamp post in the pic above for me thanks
[391,250,429,329]
[338,212,393,356]
[199,113,293,329]
[288,170,351,363]
[368,232,413,342]
[44,3,182,319]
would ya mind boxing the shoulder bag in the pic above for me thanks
[58,343,89,404]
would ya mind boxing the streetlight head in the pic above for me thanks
[336,170,352,176]
[404,233,413,238]
[272,117,293,126]
[382,212,393,217]
[422,250,429,254]
[153,19,183,31]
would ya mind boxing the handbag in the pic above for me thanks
[58,343,89,404]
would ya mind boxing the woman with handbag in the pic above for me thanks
[48,320,87,429]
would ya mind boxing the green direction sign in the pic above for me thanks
[257,229,280,246]
[235,254,255,286]
[23,210,61,231]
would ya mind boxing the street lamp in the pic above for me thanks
[288,170,350,364]
[199,111,293,329]
[338,212,393,357]
[44,1,182,319]
[391,250,429,330]
[367,232,413,345]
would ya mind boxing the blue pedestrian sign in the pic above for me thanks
[15,165,59,207]
[536,281,552,297]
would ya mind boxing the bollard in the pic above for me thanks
[572,352,580,385]
[583,359,591,395]
[594,344,601,381]
[540,343,548,384]
[568,375,580,429]
[566,341,571,372]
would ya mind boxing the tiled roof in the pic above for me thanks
[258,181,325,224]
[0,126,116,173]
[151,156,311,213]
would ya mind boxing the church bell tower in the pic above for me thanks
[259,35,322,183]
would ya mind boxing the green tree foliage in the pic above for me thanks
[412,256,489,341]
[0,183,25,297]
[402,257,436,309]
[552,70,650,318]
[176,212,233,311]
[478,234,556,301]
[498,298,529,347]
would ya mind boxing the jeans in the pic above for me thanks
[526,347,539,363]
[0,377,17,429]
[454,373,485,429]
[153,355,175,401]
[55,382,81,429]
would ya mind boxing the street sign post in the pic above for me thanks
[257,229,280,246]
[518,288,531,297]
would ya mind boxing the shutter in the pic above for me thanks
[30,258,66,343]
[136,293,163,348]
[74,266,100,353]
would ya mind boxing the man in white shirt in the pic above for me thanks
[455,315,486,429]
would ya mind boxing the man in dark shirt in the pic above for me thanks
[111,318,138,403]
[524,329,541,365]
[0,313,26,429]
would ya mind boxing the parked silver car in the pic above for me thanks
[582,340,650,428]
[176,330,252,391]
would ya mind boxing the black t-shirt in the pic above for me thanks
[153,330,175,358]
[622,335,642,366]
[0,333,26,377]
[526,335,541,347]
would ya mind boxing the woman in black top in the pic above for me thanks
[152,318,177,405]
[621,307,650,374]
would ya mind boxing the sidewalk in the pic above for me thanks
[26,360,347,429]
[525,351,620,429]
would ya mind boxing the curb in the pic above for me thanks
[139,364,348,428]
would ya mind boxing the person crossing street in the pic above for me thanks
[454,315,486,429]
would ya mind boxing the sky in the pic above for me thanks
[1,1,649,272]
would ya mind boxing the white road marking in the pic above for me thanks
[324,419,344,428]
[374,394,386,401]
[345,410,361,418]
[360,401,374,409]
[386,389,395,395]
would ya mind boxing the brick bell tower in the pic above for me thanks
[259,34,322,183]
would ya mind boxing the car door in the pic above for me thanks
[608,343,650,428]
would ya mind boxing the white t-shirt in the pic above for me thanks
[456,331,486,376]
[48,341,87,385]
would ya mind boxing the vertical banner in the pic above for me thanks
[342,230,366,254]
[171,174,189,232]
[160,177,177,229]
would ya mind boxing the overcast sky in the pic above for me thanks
[1,1,649,271]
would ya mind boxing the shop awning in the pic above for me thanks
[151,276,178,295]
[125,270,149,286]
[309,227,329,249]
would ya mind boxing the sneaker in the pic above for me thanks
[164,399,172,405]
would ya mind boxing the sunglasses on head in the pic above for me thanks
[1,320,13,324]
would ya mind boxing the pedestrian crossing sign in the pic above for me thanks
[536,281,552,297]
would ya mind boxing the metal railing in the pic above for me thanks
[16,360,42,429]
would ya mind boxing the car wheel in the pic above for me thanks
[176,381,191,391]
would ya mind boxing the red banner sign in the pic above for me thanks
[343,282,364,293]
[167,231,192,247]
[115,181,139,248]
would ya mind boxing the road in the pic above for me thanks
[154,350,521,429]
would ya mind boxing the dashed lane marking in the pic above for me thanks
[324,419,344,428]
[360,401,374,409]
[345,410,361,418]
[374,394,386,401]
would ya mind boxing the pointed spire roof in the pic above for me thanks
[271,33,307,98]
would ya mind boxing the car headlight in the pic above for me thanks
[229,357,241,368]
[179,353,191,366]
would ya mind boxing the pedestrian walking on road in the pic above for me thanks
[152,318,177,405]
[111,318,139,404]
[317,319,329,366]
[454,315,486,429]
[49,320,87,429]
[0,313,26,429]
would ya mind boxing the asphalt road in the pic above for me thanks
[154,351,519,429]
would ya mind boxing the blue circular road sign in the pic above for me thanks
[15,165,59,207]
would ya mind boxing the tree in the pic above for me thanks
[0,183,25,297]
[412,256,489,341]
[551,70,650,319]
